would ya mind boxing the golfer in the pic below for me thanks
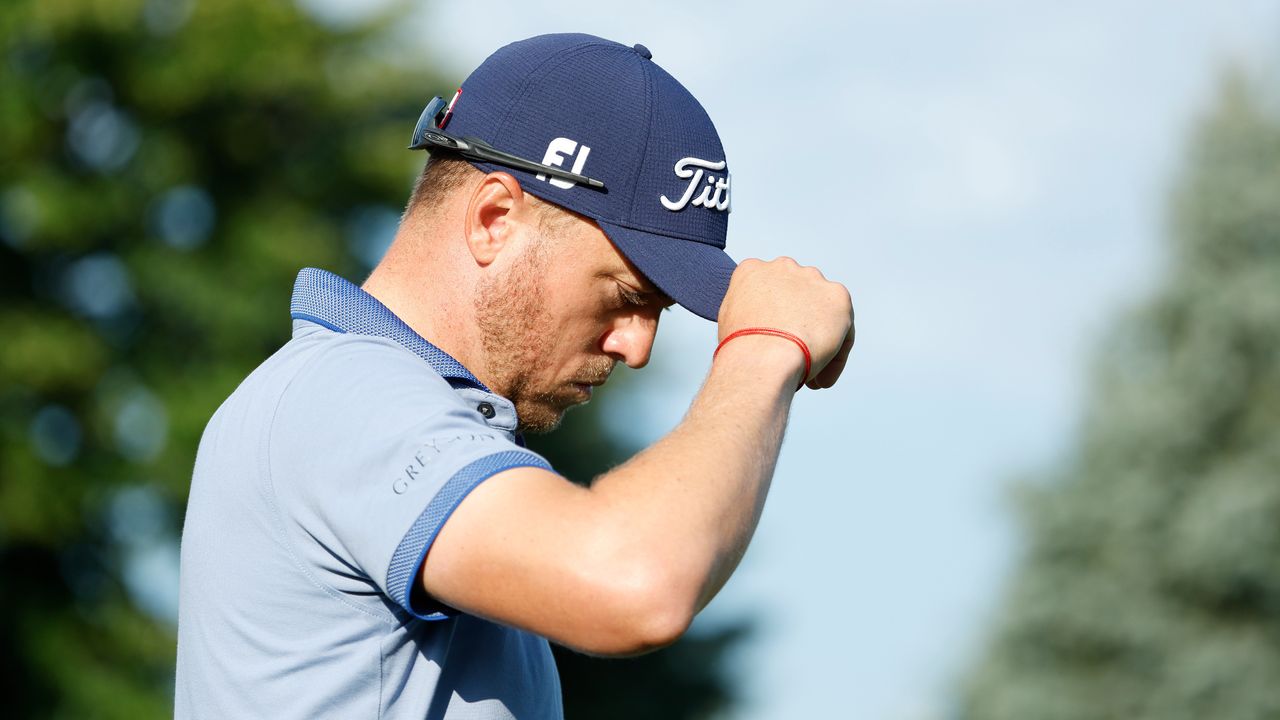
[175,33,853,719]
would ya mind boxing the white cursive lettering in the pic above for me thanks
[660,157,731,212]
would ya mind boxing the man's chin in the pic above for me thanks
[514,396,588,434]
[516,410,565,435]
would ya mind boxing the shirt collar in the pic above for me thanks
[289,267,488,391]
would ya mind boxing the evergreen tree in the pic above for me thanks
[0,1,745,716]
[961,69,1280,720]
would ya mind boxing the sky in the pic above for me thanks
[300,2,1280,717]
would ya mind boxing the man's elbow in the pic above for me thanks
[618,586,694,656]
[569,560,696,657]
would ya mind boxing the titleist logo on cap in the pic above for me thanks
[660,157,731,213]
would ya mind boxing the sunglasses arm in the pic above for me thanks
[408,99,605,190]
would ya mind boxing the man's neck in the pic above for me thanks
[362,255,484,384]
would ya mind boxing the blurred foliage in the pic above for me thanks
[0,0,746,717]
[961,68,1280,719]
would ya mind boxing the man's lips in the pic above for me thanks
[568,362,614,399]
[571,376,608,398]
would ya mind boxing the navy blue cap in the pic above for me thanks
[443,33,736,321]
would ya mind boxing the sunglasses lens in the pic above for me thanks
[426,96,447,126]
[410,97,447,149]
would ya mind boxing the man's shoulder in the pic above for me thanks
[269,323,471,424]
[200,323,469,459]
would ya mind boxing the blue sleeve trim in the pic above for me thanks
[386,449,553,621]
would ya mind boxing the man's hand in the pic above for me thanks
[717,257,855,390]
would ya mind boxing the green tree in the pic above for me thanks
[0,1,745,717]
[961,69,1280,720]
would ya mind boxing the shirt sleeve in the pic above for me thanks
[267,334,551,620]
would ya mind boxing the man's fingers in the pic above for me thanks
[807,327,854,389]
[806,299,854,390]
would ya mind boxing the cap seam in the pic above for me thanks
[627,55,657,224]
[597,215,727,248]
[491,42,621,144]
[501,174,721,243]
[519,177,727,246]
[471,159,727,248]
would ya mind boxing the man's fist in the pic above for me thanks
[717,258,854,390]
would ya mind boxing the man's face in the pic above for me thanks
[474,205,672,433]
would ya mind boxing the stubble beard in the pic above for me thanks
[474,242,610,434]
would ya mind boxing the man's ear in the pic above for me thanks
[464,172,528,267]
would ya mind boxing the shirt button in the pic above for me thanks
[477,402,496,419]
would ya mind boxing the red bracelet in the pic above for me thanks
[713,327,812,391]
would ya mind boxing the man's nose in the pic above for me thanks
[600,313,659,369]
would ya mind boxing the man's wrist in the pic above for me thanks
[710,334,807,391]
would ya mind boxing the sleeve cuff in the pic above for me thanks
[385,450,553,621]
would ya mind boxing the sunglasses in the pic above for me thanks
[408,95,606,190]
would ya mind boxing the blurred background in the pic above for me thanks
[3,1,1280,718]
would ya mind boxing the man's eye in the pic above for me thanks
[616,286,647,307]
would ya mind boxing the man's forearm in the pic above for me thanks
[589,334,804,615]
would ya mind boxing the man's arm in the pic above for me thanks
[421,258,854,656]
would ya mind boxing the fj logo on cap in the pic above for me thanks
[660,157,731,213]
[537,138,592,189]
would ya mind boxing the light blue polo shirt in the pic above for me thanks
[175,268,563,719]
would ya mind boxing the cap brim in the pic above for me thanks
[596,219,736,321]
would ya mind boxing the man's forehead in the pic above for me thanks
[533,191,671,302]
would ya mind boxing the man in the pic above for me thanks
[176,33,853,719]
